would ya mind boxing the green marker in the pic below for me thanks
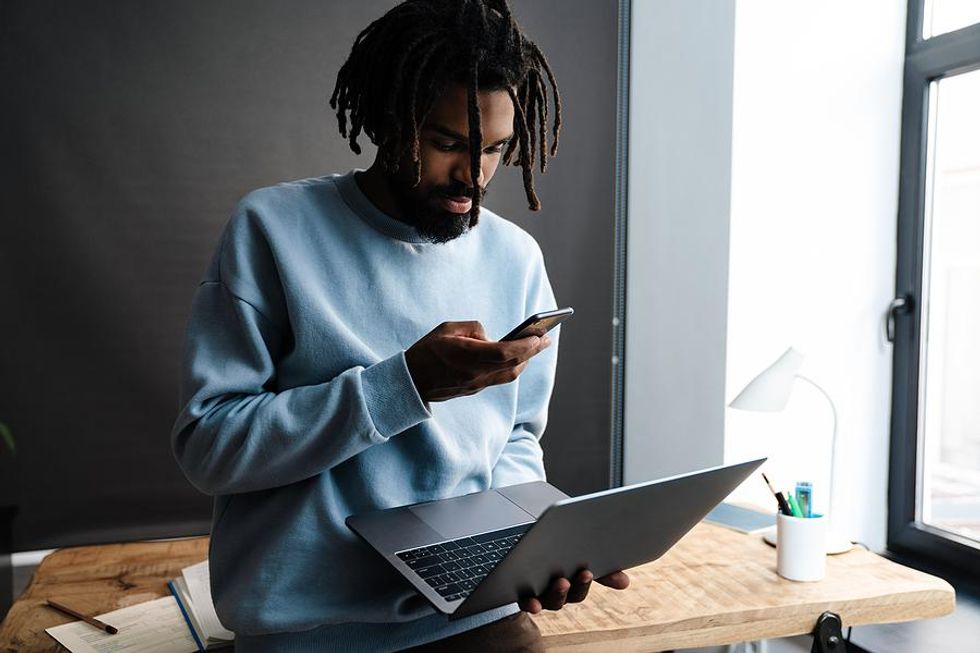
[787,493,804,518]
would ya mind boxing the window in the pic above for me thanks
[923,0,980,38]
[890,0,980,579]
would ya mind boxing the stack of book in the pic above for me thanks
[169,560,235,651]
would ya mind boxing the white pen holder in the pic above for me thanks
[776,512,826,582]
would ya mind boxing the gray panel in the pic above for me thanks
[347,509,444,554]
[496,481,570,518]
[623,0,735,484]
[0,0,619,550]
[496,0,620,495]
[409,492,532,540]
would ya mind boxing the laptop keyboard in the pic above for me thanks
[395,523,532,602]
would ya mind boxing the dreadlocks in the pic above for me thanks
[329,0,561,220]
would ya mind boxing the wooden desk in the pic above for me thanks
[0,523,955,652]
[532,523,954,651]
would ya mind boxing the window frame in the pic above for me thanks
[889,0,980,584]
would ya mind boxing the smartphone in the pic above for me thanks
[501,307,574,341]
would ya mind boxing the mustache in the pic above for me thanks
[433,183,486,201]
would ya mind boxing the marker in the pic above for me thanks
[787,493,804,518]
[761,473,793,516]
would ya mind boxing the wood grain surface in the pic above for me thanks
[530,523,955,652]
[0,537,209,653]
[0,523,955,652]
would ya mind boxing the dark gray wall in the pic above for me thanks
[0,0,619,551]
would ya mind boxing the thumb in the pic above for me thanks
[443,320,488,340]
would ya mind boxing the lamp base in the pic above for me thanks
[762,527,853,555]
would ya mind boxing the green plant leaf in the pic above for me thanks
[0,421,14,455]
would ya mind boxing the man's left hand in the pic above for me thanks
[518,569,630,614]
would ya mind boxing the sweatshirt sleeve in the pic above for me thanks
[490,240,559,488]
[171,202,431,496]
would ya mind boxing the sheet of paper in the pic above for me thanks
[46,596,198,653]
[182,560,235,641]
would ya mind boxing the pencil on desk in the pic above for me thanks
[46,600,118,635]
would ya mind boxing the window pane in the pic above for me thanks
[918,69,980,547]
[924,0,980,38]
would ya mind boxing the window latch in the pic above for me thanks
[886,295,912,343]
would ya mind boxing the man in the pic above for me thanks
[172,1,627,650]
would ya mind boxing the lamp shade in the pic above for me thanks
[729,347,805,412]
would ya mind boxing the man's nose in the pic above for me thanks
[452,155,485,190]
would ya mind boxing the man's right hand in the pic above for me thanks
[405,321,552,403]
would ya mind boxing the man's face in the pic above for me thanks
[386,82,515,243]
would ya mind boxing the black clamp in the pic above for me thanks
[811,611,847,653]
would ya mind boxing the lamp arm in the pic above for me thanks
[796,375,838,520]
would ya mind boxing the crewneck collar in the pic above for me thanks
[335,169,430,244]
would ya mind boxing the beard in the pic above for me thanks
[386,172,486,244]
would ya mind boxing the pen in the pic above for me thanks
[761,473,793,516]
[46,600,118,635]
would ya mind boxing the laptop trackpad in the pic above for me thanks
[409,490,534,539]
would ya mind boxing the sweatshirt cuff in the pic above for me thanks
[361,351,432,440]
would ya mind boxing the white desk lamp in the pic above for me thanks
[729,347,852,554]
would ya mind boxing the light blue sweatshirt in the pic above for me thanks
[171,170,559,652]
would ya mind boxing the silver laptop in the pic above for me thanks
[346,458,765,619]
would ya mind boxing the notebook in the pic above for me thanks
[46,596,199,653]
[45,561,233,653]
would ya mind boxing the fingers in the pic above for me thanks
[437,320,488,341]
[409,320,553,403]
[433,321,552,368]
[423,359,529,401]
[565,569,593,604]
[518,596,543,614]
[466,335,552,368]
[538,577,570,611]
[521,573,588,614]
[520,571,625,614]
[483,361,527,387]
[595,570,630,590]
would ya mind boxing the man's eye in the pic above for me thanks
[432,141,504,154]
